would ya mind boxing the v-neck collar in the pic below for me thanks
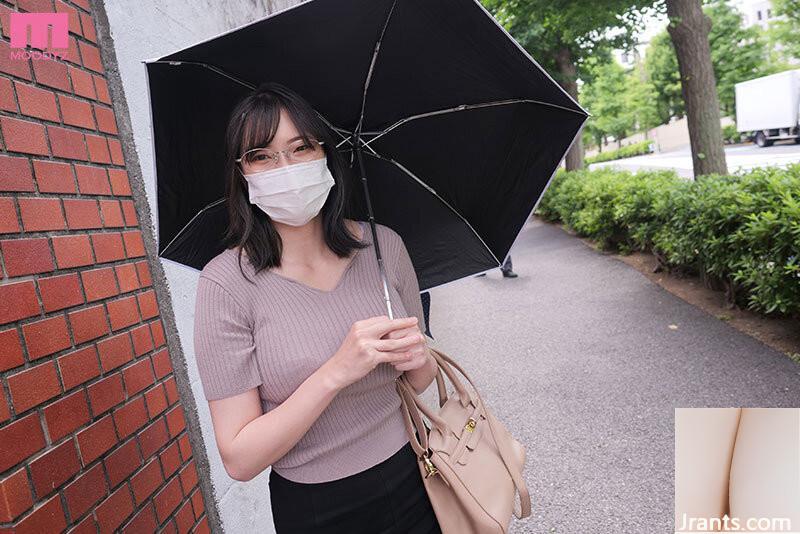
[266,220,369,295]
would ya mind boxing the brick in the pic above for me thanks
[144,384,167,418]
[174,498,194,534]
[104,439,141,489]
[0,468,33,522]
[80,266,118,301]
[159,441,181,478]
[1,237,54,276]
[164,376,178,406]
[63,198,102,229]
[38,272,83,312]
[137,290,158,321]
[0,414,45,472]
[78,41,103,73]
[91,231,125,263]
[0,155,35,191]
[1,116,48,155]
[32,56,70,91]
[0,197,19,233]
[190,488,204,520]
[130,458,162,505]
[112,396,148,439]
[97,332,134,372]
[67,304,109,344]
[76,415,117,465]
[42,388,89,443]
[85,133,110,163]
[59,93,95,129]
[99,199,124,227]
[93,104,117,134]
[0,280,40,326]
[29,439,81,497]
[0,41,33,81]
[14,81,58,121]
[33,159,75,193]
[79,12,96,43]
[122,503,157,534]
[95,485,134,534]
[107,294,140,331]
[150,320,165,348]
[0,76,17,112]
[152,349,172,380]
[75,164,110,194]
[115,263,140,293]
[57,346,101,390]
[123,359,154,396]
[21,314,71,360]
[138,418,168,460]
[63,463,107,520]
[18,197,65,232]
[68,65,95,99]
[52,233,94,268]
[108,168,131,196]
[122,231,144,258]
[70,515,98,534]
[11,495,66,534]
[48,125,88,160]
[195,516,210,534]
[130,324,153,357]
[177,434,191,463]
[178,460,198,495]
[153,476,182,524]
[121,199,137,226]
[8,361,61,413]
[0,328,25,371]
[54,1,82,37]
[91,75,108,104]
[108,138,124,165]
[87,373,124,416]
[165,406,186,438]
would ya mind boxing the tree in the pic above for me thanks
[664,0,728,176]
[644,31,684,124]
[482,0,658,170]
[770,0,800,61]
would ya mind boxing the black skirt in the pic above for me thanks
[268,441,442,534]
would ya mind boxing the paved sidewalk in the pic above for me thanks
[424,217,800,533]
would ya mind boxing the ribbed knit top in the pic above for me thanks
[192,220,427,483]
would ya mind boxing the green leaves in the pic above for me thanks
[536,163,800,316]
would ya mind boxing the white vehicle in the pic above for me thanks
[735,69,800,147]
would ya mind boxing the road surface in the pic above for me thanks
[423,217,800,533]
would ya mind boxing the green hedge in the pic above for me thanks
[585,140,653,164]
[536,165,800,316]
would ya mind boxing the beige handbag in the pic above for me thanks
[395,346,532,533]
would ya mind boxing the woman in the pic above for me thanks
[192,81,443,533]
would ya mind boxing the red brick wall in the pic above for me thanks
[0,1,209,532]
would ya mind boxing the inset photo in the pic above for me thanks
[676,408,800,533]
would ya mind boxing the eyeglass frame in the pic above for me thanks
[235,139,326,173]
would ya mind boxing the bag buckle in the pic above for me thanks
[422,451,439,478]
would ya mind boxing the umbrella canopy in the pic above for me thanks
[143,0,589,293]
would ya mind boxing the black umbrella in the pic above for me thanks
[143,0,589,316]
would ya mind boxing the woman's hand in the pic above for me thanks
[381,322,430,372]
[321,315,423,390]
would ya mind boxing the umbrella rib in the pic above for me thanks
[363,151,501,266]
[160,197,226,257]
[353,0,399,138]
[364,97,587,149]
[149,59,354,150]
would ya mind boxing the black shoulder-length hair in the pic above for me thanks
[222,81,369,284]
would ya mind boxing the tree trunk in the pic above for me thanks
[666,0,728,177]
[554,46,584,171]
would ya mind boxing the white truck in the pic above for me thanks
[735,69,800,147]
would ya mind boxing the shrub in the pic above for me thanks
[585,140,653,164]
[722,123,741,144]
[535,163,800,316]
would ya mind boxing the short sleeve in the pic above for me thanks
[193,275,263,400]
[387,227,428,338]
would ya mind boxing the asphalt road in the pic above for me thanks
[589,140,800,179]
[423,217,800,534]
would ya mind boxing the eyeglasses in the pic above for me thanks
[236,140,326,174]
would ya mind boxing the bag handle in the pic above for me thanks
[397,347,532,519]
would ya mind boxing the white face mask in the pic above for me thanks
[242,156,335,226]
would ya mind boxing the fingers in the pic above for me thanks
[371,316,418,338]
[375,331,424,352]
